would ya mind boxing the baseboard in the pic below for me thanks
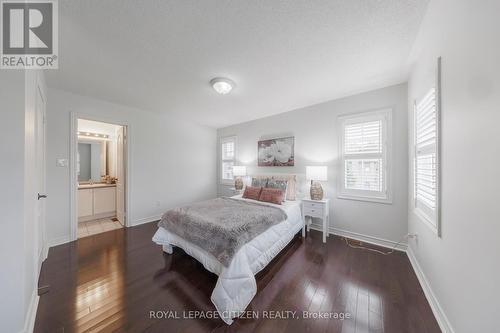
[308,224,407,252]
[47,215,161,249]
[48,235,71,248]
[406,246,454,333]
[20,289,39,333]
[38,243,48,267]
[131,214,162,227]
[23,244,48,333]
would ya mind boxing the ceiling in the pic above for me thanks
[47,0,429,128]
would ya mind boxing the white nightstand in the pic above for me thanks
[302,198,330,243]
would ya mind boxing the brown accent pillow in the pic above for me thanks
[242,186,262,201]
[258,187,284,205]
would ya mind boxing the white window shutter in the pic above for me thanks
[414,88,438,227]
[222,141,234,160]
[338,109,391,203]
[345,159,383,192]
[221,136,236,181]
[344,119,384,192]
[344,120,382,155]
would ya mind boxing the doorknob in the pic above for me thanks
[38,193,47,200]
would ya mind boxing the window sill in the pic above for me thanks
[337,193,392,205]
[413,208,440,237]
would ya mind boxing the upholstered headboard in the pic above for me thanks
[251,174,297,201]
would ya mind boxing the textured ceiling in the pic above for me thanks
[47,0,429,128]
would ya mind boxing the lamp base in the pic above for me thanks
[310,181,324,200]
[235,177,244,190]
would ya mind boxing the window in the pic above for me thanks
[414,87,440,234]
[338,109,392,203]
[220,136,236,183]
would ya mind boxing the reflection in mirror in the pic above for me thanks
[78,140,106,183]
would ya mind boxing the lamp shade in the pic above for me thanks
[306,166,327,181]
[232,166,247,177]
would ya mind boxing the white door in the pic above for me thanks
[35,84,47,270]
[116,126,125,225]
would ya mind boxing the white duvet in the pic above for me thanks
[152,196,303,325]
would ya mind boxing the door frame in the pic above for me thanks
[69,112,132,241]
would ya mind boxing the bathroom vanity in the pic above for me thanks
[78,183,116,222]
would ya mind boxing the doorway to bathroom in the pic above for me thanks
[71,117,129,239]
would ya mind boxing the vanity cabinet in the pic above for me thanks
[94,187,116,214]
[78,185,116,221]
[78,189,93,217]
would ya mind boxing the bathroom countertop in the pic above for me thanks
[78,183,117,190]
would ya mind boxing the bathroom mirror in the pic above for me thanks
[78,140,107,183]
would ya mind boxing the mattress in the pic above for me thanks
[152,195,303,324]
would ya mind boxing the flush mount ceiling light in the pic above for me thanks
[210,77,235,95]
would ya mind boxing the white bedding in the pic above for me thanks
[152,195,304,325]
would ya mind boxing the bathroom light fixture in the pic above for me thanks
[210,77,235,95]
[78,131,109,139]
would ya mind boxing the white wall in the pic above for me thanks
[218,83,408,245]
[0,70,45,333]
[407,1,500,332]
[46,89,217,245]
[0,72,27,333]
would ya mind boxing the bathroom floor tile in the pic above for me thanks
[78,217,123,238]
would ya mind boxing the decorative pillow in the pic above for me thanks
[242,186,262,201]
[258,187,284,205]
[251,177,268,187]
[250,175,297,200]
[266,179,288,200]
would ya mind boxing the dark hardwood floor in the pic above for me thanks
[34,222,440,333]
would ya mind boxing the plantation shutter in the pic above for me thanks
[344,120,384,192]
[221,137,235,181]
[344,120,382,155]
[222,141,234,160]
[414,88,438,224]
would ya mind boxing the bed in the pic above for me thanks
[152,176,304,325]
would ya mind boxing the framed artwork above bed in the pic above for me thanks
[258,136,295,166]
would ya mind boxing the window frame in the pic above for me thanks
[220,135,237,185]
[337,108,393,204]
